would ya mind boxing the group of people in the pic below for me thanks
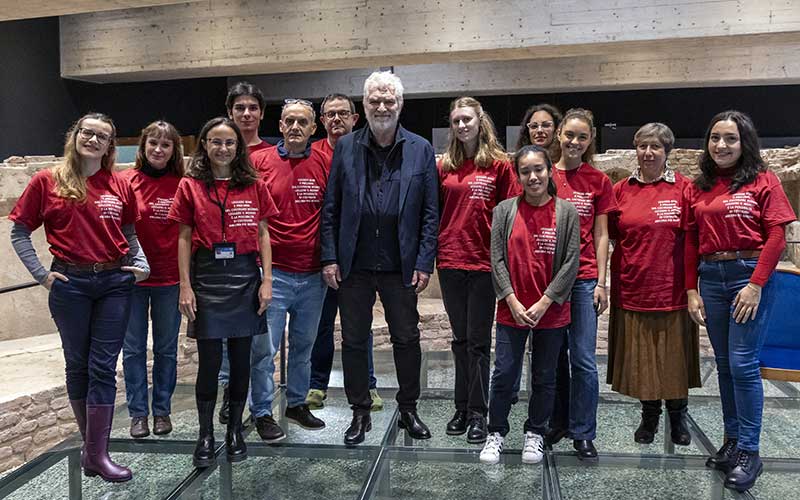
[9,71,795,493]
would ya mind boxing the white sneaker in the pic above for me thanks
[480,432,504,464]
[522,431,544,464]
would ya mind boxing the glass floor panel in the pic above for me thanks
[1,352,798,499]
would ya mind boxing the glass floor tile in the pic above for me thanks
[1,353,798,499]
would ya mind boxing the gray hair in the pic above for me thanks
[633,122,675,154]
[363,71,404,104]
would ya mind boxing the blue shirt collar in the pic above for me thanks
[276,139,312,159]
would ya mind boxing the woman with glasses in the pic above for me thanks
[516,104,563,161]
[169,117,277,467]
[685,111,795,492]
[120,121,184,439]
[438,96,519,444]
[10,113,149,482]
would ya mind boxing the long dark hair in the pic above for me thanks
[187,117,258,189]
[514,145,557,197]
[516,103,562,162]
[695,110,766,193]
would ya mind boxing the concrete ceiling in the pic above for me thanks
[0,0,184,22]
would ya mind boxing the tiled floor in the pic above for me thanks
[1,352,798,499]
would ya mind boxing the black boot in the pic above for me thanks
[724,449,763,492]
[466,414,488,444]
[193,400,216,468]
[218,384,230,424]
[226,401,248,463]
[445,410,468,435]
[706,437,738,471]
[634,400,661,444]
[666,399,691,446]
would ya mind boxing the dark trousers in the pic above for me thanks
[310,287,377,391]
[196,337,252,402]
[48,269,135,404]
[439,269,495,416]
[488,324,565,436]
[339,271,421,415]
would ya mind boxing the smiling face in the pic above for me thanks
[364,86,401,135]
[279,103,316,151]
[558,117,593,163]
[708,119,742,170]
[450,106,480,146]
[203,124,238,169]
[75,118,113,161]
[144,134,174,170]
[229,95,264,135]
[527,110,556,147]
[517,151,552,202]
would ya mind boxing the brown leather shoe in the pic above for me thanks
[153,415,172,436]
[130,416,149,438]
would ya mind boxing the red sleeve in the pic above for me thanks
[497,160,522,201]
[684,227,700,290]
[608,180,623,240]
[257,179,279,221]
[121,179,139,225]
[168,179,195,226]
[750,224,786,287]
[760,172,797,228]
[9,172,47,231]
[595,173,618,215]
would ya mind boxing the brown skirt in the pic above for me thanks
[607,307,702,400]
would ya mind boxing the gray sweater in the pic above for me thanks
[491,196,580,305]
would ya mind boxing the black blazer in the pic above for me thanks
[320,125,439,286]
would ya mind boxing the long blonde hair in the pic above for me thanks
[53,113,117,201]
[440,97,507,172]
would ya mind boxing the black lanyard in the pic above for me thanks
[209,180,231,242]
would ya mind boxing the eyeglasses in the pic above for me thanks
[323,110,352,120]
[78,127,112,145]
[284,98,314,108]
[526,121,554,131]
[205,139,238,149]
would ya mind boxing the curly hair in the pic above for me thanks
[187,117,258,189]
[516,103,562,162]
[440,96,507,172]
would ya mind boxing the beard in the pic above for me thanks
[367,112,399,136]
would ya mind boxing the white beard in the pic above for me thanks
[367,116,398,136]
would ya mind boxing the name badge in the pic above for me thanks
[213,242,236,260]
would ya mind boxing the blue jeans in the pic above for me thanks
[552,278,599,440]
[48,268,135,404]
[699,258,774,452]
[250,268,327,415]
[122,284,181,417]
[488,324,564,436]
[309,287,377,391]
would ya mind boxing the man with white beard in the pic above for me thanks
[320,71,439,445]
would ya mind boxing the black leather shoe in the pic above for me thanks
[218,384,230,424]
[466,415,488,444]
[445,410,468,435]
[255,415,286,443]
[724,449,763,492]
[573,440,598,460]
[225,401,247,463]
[545,428,569,446]
[344,414,372,445]
[706,438,738,471]
[398,410,432,440]
[668,411,691,446]
[285,404,325,430]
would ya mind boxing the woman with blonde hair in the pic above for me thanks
[121,120,185,438]
[438,96,519,443]
[10,113,149,482]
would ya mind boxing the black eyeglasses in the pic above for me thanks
[323,110,352,120]
[78,128,112,145]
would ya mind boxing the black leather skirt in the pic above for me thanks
[187,249,267,340]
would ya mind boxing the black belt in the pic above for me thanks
[52,257,124,275]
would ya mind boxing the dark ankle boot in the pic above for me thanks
[724,449,763,492]
[226,401,247,463]
[634,400,661,444]
[194,400,217,468]
[82,404,132,482]
[666,399,691,446]
[706,437,738,471]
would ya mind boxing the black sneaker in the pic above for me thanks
[255,415,285,442]
[285,404,325,430]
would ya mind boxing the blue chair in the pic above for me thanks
[760,267,800,382]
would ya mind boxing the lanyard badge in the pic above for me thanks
[209,181,235,263]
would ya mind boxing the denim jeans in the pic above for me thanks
[699,258,774,452]
[48,268,135,404]
[488,324,565,436]
[309,287,377,391]
[551,278,599,440]
[122,284,181,417]
[249,268,327,415]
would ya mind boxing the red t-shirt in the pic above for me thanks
[251,148,330,272]
[248,140,272,156]
[552,163,617,279]
[120,169,181,286]
[437,159,521,271]
[168,177,278,255]
[311,138,334,161]
[610,174,688,311]
[684,170,796,255]
[10,168,138,264]
[496,198,570,329]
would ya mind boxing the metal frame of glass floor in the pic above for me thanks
[1,351,799,500]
